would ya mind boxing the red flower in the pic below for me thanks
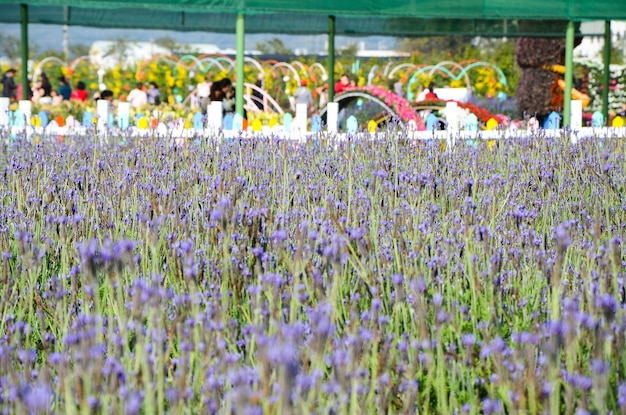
[339,86,425,129]
[414,98,508,125]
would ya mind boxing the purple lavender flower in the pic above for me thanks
[482,398,503,414]
[618,382,626,407]
[596,294,617,322]
[23,384,52,411]
[391,274,404,285]
[554,222,572,253]
[125,390,143,415]
[270,230,288,243]
[461,333,476,347]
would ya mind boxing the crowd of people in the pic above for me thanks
[1,68,163,111]
[2,68,250,121]
[2,68,353,116]
[194,73,356,116]
[2,66,441,118]
[195,76,237,117]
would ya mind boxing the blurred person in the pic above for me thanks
[252,74,264,110]
[2,68,17,100]
[95,89,114,103]
[147,82,160,105]
[32,72,53,103]
[424,83,438,100]
[220,78,235,115]
[126,82,147,108]
[294,79,314,115]
[51,90,63,106]
[334,73,351,94]
[39,72,52,97]
[209,82,223,102]
[316,83,329,108]
[58,77,72,100]
[100,89,114,102]
[70,81,88,102]
[98,89,116,113]
[217,78,245,118]
[31,81,44,102]
[201,81,223,115]
[32,82,46,104]
[197,75,211,104]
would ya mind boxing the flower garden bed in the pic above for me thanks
[415,98,509,126]
[0,134,625,413]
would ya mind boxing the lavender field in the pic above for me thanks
[0,133,625,414]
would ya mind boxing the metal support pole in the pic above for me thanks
[563,20,575,127]
[602,20,611,123]
[235,13,245,117]
[328,16,335,103]
[20,4,29,101]
[63,7,70,60]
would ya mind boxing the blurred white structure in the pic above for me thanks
[89,41,227,68]
[89,41,171,68]
[576,21,626,60]
[432,88,473,103]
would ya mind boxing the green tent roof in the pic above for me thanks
[0,1,620,37]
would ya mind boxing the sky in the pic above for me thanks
[0,23,398,55]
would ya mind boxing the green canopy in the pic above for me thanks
[0,1,622,36]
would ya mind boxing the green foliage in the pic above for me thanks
[485,39,519,95]
[255,37,293,55]
[339,42,359,57]
[0,32,21,61]
[0,32,40,63]
[610,43,624,65]
[397,36,520,95]
[69,43,91,60]
[398,36,476,60]
[153,36,180,53]
[35,49,65,61]
[153,36,197,55]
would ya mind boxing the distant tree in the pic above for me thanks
[255,38,292,55]
[255,42,268,54]
[610,42,624,65]
[69,43,91,59]
[154,36,179,53]
[0,33,20,61]
[487,39,519,94]
[396,36,520,93]
[0,33,40,63]
[35,49,65,61]
[153,36,196,55]
[398,36,475,60]
[339,42,359,57]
